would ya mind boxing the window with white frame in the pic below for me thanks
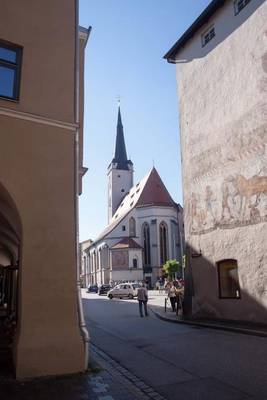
[201,25,215,47]
[234,0,251,15]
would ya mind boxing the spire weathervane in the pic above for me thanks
[116,95,121,108]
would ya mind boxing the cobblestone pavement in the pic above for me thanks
[89,343,167,400]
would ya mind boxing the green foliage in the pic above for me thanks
[163,259,180,278]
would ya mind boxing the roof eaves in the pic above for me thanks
[79,26,92,47]
[163,0,225,62]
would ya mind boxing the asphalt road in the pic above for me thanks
[83,292,267,400]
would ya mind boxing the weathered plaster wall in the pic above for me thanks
[176,0,267,322]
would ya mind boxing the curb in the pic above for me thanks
[149,307,267,338]
[90,343,167,400]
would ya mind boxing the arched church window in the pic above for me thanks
[133,257,138,268]
[160,222,168,265]
[142,223,151,266]
[129,217,136,237]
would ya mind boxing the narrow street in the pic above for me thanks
[83,292,267,400]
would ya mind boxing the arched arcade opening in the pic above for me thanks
[0,182,21,355]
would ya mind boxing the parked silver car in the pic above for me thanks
[107,283,140,300]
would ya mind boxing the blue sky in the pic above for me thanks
[79,0,210,242]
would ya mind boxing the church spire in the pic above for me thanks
[112,106,130,170]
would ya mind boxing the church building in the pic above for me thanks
[83,107,183,288]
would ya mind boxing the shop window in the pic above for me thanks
[218,259,241,299]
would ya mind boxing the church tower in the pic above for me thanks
[108,106,133,223]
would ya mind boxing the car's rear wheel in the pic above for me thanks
[108,294,113,299]
[128,294,134,300]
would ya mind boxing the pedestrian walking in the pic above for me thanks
[137,283,149,317]
[167,282,177,312]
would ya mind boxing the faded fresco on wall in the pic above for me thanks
[112,250,128,269]
[190,172,267,234]
[189,30,267,235]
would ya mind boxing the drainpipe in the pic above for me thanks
[74,0,91,371]
[177,205,184,280]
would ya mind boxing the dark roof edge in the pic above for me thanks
[163,0,225,61]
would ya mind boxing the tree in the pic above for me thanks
[162,259,180,279]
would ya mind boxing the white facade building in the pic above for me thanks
[84,108,184,288]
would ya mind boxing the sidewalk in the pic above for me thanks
[0,340,167,400]
[148,290,267,338]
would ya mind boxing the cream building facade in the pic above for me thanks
[165,0,267,323]
[0,0,90,378]
[83,108,184,288]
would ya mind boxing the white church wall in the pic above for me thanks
[111,269,143,283]
[128,249,143,270]
[137,206,179,266]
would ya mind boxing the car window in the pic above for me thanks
[115,285,120,289]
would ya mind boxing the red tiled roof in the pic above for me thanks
[111,237,143,250]
[136,167,176,208]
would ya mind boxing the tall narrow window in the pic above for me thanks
[0,40,22,101]
[159,222,168,265]
[132,258,138,268]
[129,217,136,237]
[218,259,241,299]
[142,223,151,266]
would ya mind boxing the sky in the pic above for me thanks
[78,0,211,242]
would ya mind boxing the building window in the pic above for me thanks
[159,222,168,265]
[142,223,151,266]
[133,258,138,268]
[0,40,22,101]
[117,175,121,178]
[122,225,126,231]
[129,217,136,237]
[218,259,241,299]
[201,25,215,47]
[121,189,125,193]
[234,0,251,15]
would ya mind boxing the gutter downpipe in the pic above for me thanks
[74,0,90,371]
